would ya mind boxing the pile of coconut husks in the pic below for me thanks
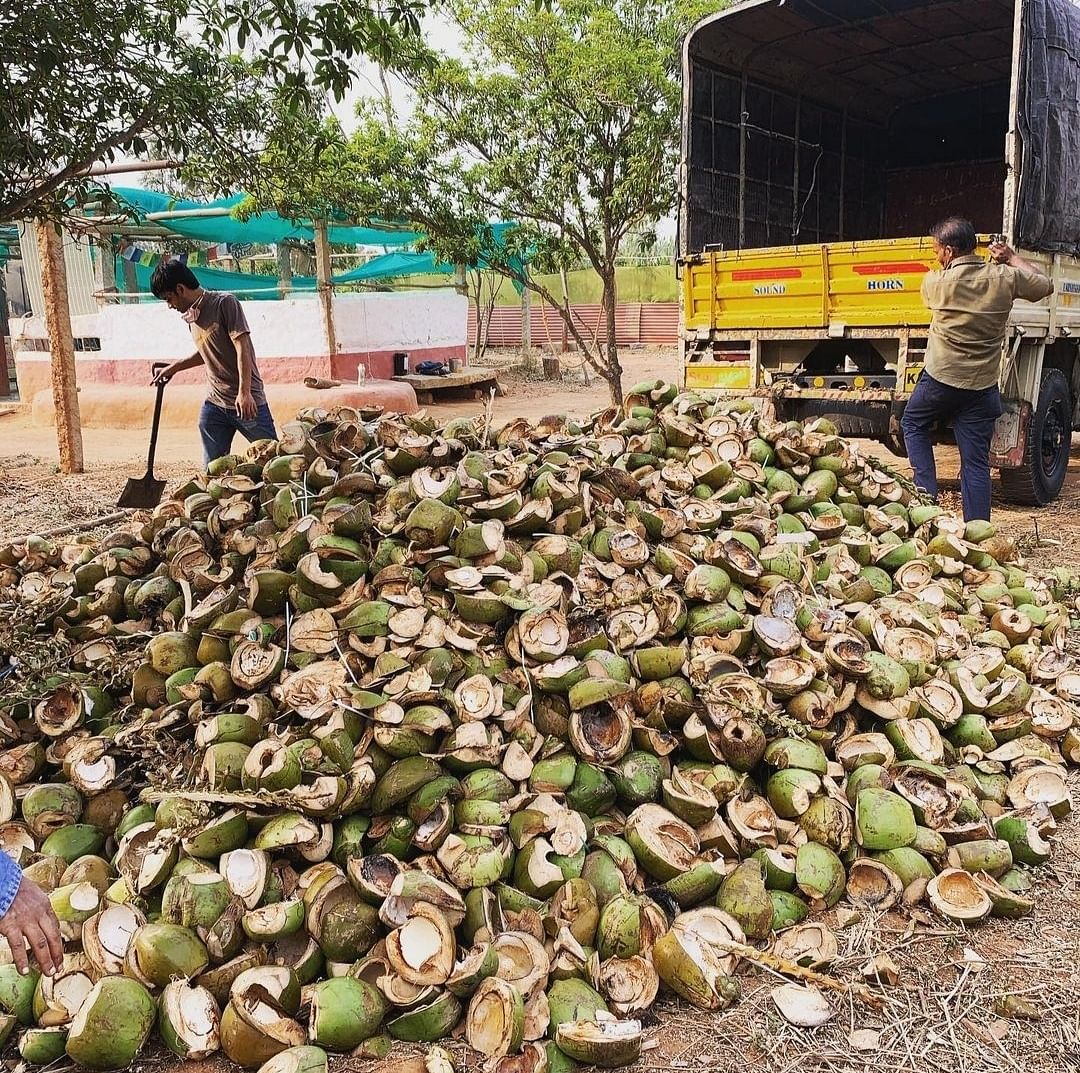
[0,381,1077,1072]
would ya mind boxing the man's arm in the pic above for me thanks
[990,241,1054,301]
[0,851,63,976]
[220,294,258,420]
[152,353,204,384]
[233,334,258,421]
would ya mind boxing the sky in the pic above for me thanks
[328,13,465,133]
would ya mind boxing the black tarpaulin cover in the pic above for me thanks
[1018,0,1080,252]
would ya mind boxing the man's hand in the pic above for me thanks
[989,240,1017,266]
[0,879,63,976]
[151,363,175,386]
[235,391,258,421]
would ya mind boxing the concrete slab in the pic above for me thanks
[30,380,418,430]
[392,369,505,406]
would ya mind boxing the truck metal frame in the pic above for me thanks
[678,0,1080,505]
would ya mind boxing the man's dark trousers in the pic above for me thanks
[900,371,1003,522]
[199,400,278,465]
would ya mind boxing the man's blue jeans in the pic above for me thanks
[900,372,1003,522]
[199,400,278,465]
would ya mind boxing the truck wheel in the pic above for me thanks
[998,369,1072,506]
[777,399,893,446]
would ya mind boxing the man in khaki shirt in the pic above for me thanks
[900,217,1052,521]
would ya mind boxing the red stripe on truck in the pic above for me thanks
[852,262,929,275]
[730,267,804,281]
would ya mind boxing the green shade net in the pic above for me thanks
[102,188,527,297]
[0,225,17,265]
[106,187,424,247]
[117,251,455,301]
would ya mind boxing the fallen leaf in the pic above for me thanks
[961,1017,1007,1051]
[995,994,1041,1020]
[861,954,901,986]
[772,983,834,1027]
[848,1028,880,1052]
[960,947,987,973]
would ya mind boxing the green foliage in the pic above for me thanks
[0,0,430,221]
[256,0,714,401]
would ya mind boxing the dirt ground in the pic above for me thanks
[4,346,1080,1072]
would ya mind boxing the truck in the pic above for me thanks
[679,0,1080,505]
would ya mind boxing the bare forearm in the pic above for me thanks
[235,337,254,395]
[992,241,1046,277]
[173,354,204,374]
[1009,252,1045,277]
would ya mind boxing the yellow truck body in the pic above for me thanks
[679,0,1080,505]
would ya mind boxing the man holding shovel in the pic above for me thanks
[149,261,278,463]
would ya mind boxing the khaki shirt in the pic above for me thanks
[921,255,1053,390]
[189,292,266,408]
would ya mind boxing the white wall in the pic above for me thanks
[333,290,468,353]
[14,290,466,363]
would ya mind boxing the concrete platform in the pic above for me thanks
[30,380,418,430]
[392,369,505,406]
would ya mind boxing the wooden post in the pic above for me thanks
[314,222,337,372]
[276,242,293,299]
[36,220,84,474]
[92,238,118,305]
[559,267,571,354]
[121,256,137,298]
[520,278,532,369]
[0,270,10,397]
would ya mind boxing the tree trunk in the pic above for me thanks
[37,220,84,474]
[601,271,622,404]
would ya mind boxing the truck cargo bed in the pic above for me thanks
[682,237,942,334]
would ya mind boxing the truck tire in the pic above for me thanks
[778,399,895,447]
[998,368,1072,506]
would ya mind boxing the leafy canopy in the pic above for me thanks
[0,0,430,221]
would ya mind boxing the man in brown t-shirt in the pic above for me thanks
[150,260,278,464]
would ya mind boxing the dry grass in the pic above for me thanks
[0,454,194,542]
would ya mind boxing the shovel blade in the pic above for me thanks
[117,476,167,509]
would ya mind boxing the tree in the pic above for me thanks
[468,270,507,363]
[0,0,430,222]
[377,0,715,403]
[255,0,713,403]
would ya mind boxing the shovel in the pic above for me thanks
[118,362,169,509]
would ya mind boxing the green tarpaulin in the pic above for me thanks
[119,254,453,301]
[102,188,526,297]
[107,188,424,248]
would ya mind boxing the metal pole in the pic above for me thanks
[35,220,84,474]
[314,221,337,372]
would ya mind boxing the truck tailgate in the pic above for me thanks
[683,237,941,333]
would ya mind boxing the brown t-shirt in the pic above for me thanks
[188,291,266,408]
[921,255,1054,390]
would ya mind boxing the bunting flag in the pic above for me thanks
[119,244,229,270]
